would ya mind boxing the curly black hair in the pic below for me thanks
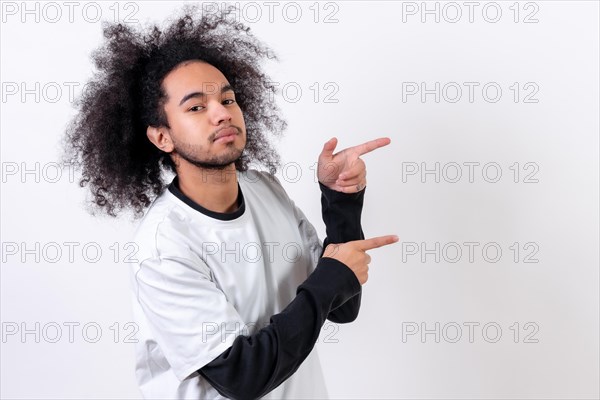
[61,4,286,220]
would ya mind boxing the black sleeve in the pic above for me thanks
[198,256,361,400]
[318,181,366,324]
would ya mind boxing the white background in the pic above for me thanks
[1,1,598,398]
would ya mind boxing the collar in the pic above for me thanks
[167,175,245,221]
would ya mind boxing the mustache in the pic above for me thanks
[211,125,241,140]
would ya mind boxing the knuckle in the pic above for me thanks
[325,243,339,257]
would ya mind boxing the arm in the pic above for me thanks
[318,181,365,323]
[136,240,360,400]
[199,256,360,399]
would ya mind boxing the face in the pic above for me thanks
[157,60,246,171]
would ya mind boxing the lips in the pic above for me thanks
[214,127,238,141]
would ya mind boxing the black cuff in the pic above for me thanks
[318,181,366,203]
[298,256,361,308]
[319,181,365,247]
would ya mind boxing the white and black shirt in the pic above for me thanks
[129,169,365,399]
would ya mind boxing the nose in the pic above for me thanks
[209,100,232,125]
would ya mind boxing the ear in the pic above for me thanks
[146,126,174,153]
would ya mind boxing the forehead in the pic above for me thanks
[162,61,230,99]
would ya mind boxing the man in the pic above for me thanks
[62,5,398,399]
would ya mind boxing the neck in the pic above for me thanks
[176,162,239,214]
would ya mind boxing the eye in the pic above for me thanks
[189,105,204,112]
[223,99,236,105]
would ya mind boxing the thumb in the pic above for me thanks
[320,137,337,159]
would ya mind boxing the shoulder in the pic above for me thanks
[131,191,195,264]
[238,168,292,207]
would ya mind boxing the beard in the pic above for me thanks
[171,139,244,171]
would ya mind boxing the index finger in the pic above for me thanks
[355,234,399,251]
[352,137,392,157]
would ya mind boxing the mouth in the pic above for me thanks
[213,127,238,143]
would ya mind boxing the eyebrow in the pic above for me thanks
[178,84,235,106]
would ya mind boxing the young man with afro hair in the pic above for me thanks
[62,4,398,399]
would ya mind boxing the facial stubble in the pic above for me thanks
[171,137,244,171]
